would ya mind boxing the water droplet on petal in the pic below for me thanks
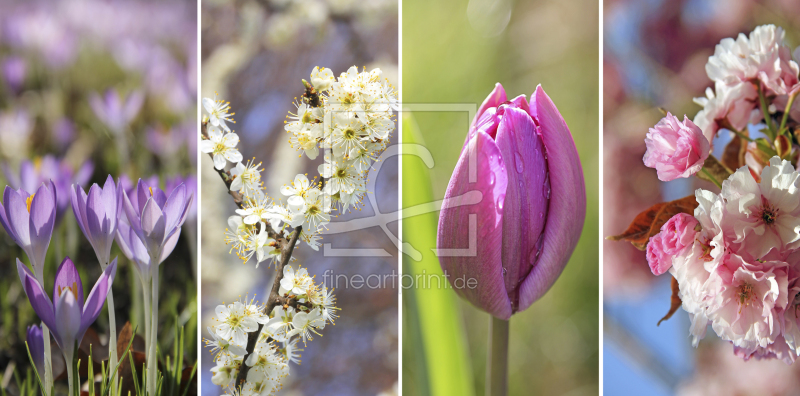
[514,152,524,173]
[502,267,507,276]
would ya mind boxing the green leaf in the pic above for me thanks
[696,155,732,187]
[402,114,474,396]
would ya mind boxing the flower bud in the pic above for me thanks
[643,113,710,181]
[437,84,586,319]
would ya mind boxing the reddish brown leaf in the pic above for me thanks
[721,135,743,170]
[658,277,682,326]
[607,195,698,250]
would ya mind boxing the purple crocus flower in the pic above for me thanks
[26,324,45,375]
[71,175,122,266]
[437,84,586,319]
[89,89,144,134]
[122,179,193,261]
[16,257,117,361]
[2,56,27,92]
[0,182,57,277]
[4,156,94,223]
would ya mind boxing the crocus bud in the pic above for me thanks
[643,113,710,181]
[437,84,586,319]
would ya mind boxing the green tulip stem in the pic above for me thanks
[486,316,509,396]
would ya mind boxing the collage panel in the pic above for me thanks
[604,1,800,395]
[199,1,399,395]
[401,0,599,395]
[0,0,198,395]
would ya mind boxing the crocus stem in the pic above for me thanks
[107,289,119,393]
[486,316,509,396]
[148,261,160,395]
[65,349,75,396]
[140,272,152,367]
[41,322,53,395]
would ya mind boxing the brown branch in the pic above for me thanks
[205,81,321,389]
[234,225,302,387]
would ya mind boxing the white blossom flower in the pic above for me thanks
[206,326,247,361]
[281,338,303,364]
[279,266,313,295]
[288,308,325,345]
[230,159,263,198]
[203,93,235,131]
[201,124,242,170]
[214,301,268,347]
[310,66,335,91]
[318,153,360,195]
[211,354,240,387]
[264,306,296,342]
[280,174,312,200]
[302,188,331,230]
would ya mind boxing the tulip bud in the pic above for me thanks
[437,84,586,319]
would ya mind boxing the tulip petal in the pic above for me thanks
[475,83,507,125]
[81,259,117,334]
[517,86,586,311]
[437,130,513,319]
[53,257,84,307]
[494,107,549,313]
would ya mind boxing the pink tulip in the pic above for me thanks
[437,84,586,319]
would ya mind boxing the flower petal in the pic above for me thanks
[6,186,31,248]
[475,83,507,125]
[53,257,84,307]
[437,130,512,319]
[54,289,82,357]
[494,106,549,313]
[517,86,586,311]
[141,198,166,256]
[81,259,117,335]
[19,259,56,332]
[28,183,56,268]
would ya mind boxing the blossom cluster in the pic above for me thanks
[647,157,800,363]
[206,266,338,395]
[638,24,800,364]
[203,66,391,394]
[642,24,800,182]
[203,66,397,267]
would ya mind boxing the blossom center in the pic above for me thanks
[759,201,779,226]
[738,282,756,312]
[25,193,35,213]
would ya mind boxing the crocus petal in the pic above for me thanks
[53,289,82,357]
[159,228,181,264]
[0,193,18,245]
[53,257,84,307]
[136,179,150,213]
[28,183,56,268]
[6,186,31,248]
[19,261,56,332]
[115,222,151,275]
[70,185,89,239]
[141,198,166,256]
[86,185,113,264]
[517,86,586,311]
[16,258,35,287]
[494,107,549,313]
[475,83,507,125]
[81,259,117,334]
[122,189,144,242]
[163,184,186,234]
[437,130,512,319]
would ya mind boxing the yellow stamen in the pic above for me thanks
[149,187,154,196]
[57,282,79,299]
[25,194,35,213]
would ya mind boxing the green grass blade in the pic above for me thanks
[180,363,196,396]
[102,326,137,396]
[401,114,474,396]
[128,352,141,396]
[23,342,46,395]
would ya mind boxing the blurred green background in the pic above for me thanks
[401,0,599,395]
